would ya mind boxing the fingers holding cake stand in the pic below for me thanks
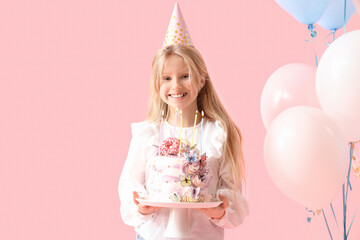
[137,199,223,238]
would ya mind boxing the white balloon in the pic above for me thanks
[353,0,360,15]
[316,30,360,142]
[260,63,320,130]
[264,106,348,209]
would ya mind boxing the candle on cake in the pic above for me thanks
[178,110,183,156]
[173,107,178,137]
[158,110,164,155]
[191,110,198,147]
[200,110,204,154]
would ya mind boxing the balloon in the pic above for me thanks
[316,30,360,142]
[260,63,320,130]
[264,106,348,209]
[317,0,355,30]
[275,0,331,25]
[353,0,360,14]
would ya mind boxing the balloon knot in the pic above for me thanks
[308,24,317,38]
[306,207,321,223]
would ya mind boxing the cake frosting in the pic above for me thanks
[147,137,212,202]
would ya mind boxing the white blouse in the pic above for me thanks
[118,118,249,240]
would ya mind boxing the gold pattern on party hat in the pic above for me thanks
[163,2,194,47]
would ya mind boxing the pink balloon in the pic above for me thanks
[261,63,320,130]
[354,0,360,14]
[316,30,360,142]
[264,106,348,209]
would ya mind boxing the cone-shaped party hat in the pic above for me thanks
[163,2,194,47]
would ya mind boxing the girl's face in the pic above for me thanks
[160,54,201,113]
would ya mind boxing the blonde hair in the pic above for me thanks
[147,44,246,194]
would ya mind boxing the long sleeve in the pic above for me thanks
[206,121,249,228]
[118,122,155,227]
[209,153,249,228]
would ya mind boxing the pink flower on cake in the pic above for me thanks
[181,161,190,175]
[199,153,207,167]
[160,137,180,155]
[188,161,200,174]
[182,161,200,175]
[191,175,204,188]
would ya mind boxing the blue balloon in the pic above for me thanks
[276,0,331,25]
[317,0,355,30]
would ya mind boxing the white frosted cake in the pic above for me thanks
[147,137,212,202]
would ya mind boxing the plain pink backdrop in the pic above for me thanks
[1,0,359,239]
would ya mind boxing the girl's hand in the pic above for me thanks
[196,194,229,219]
[133,191,161,215]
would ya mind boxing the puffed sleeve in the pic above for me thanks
[118,121,156,227]
[209,121,250,228]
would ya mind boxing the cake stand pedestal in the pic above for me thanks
[164,208,191,238]
[137,199,222,239]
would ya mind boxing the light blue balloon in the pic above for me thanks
[276,0,331,25]
[317,0,355,30]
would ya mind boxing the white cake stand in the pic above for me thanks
[137,198,222,239]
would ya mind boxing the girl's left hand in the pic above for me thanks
[196,194,229,219]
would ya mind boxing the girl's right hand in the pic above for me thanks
[133,191,161,215]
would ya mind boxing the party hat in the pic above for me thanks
[163,2,194,47]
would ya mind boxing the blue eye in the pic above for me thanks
[163,77,171,81]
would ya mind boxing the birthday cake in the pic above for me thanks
[146,137,212,203]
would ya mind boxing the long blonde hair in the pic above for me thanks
[147,44,246,193]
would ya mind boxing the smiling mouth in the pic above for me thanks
[169,93,187,98]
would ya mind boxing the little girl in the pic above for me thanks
[118,3,249,240]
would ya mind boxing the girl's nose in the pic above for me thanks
[172,77,182,87]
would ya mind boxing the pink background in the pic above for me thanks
[1,0,359,239]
